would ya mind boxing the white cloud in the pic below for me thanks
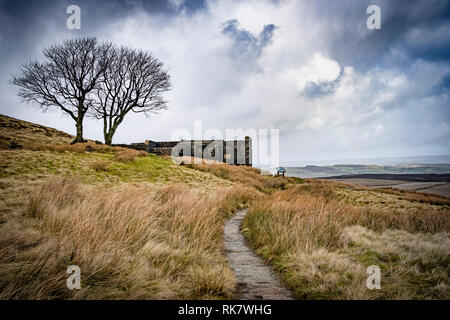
[297,52,341,88]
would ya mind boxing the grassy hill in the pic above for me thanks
[0,114,73,148]
[0,114,449,300]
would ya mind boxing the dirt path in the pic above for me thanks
[224,209,293,300]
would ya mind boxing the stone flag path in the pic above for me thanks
[224,209,294,300]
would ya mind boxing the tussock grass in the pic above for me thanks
[242,181,450,299]
[25,142,149,163]
[23,141,146,164]
[89,160,110,172]
[113,149,147,163]
[0,138,10,150]
[186,161,302,192]
[374,186,450,206]
[0,176,259,299]
[25,142,120,154]
[327,179,450,206]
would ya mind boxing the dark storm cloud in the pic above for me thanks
[2,0,447,72]
[0,0,449,160]
[312,0,450,70]
[0,0,206,18]
[0,0,207,85]
[0,0,207,39]
[0,0,206,116]
[431,72,450,96]
[221,19,276,70]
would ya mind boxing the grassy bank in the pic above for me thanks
[242,180,450,299]
[0,176,259,299]
[0,138,260,299]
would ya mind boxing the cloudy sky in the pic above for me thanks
[1,0,449,165]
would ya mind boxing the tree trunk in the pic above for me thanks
[71,104,86,144]
[104,131,113,145]
[104,126,117,145]
[71,120,85,144]
[104,117,122,145]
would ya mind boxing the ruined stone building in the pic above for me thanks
[116,136,252,166]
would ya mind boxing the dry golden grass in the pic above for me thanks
[1,114,449,300]
[328,178,450,206]
[89,160,110,172]
[0,131,244,299]
[1,156,449,299]
[242,181,450,299]
[25,142,117,154]
[0,138,9,150]
[0,176,259,299]
[336,188,450,215]
[375,186,450,205]
[186,161,302,192]
[25,142,148,163]
[113,149,147,163]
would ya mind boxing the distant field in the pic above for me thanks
[286,164,450,179]
[284,165,450,197]
[323,174,450,198]
[322,173,450,182]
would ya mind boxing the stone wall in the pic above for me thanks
[113,137,252,166]
[148,137,252,166]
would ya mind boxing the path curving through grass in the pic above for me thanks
[224,209,293,300]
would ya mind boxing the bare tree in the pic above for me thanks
[93,47,171,145]
[11,37,111,143]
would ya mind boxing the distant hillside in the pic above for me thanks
[322,173,450,182]
[0,114,73,148]
[286,164,450,178]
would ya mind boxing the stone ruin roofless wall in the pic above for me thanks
[114,136,252,166]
